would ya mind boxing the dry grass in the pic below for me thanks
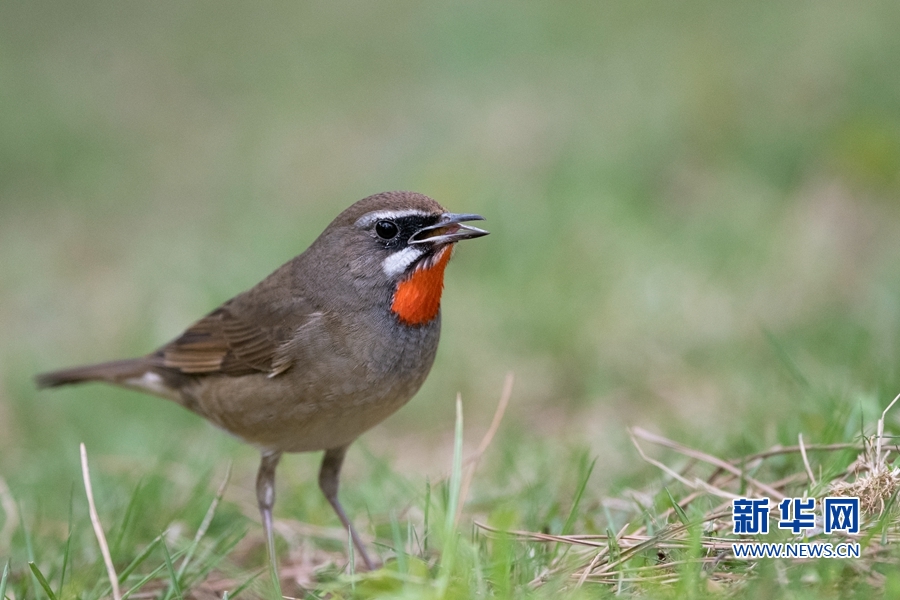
[475,396,900,594]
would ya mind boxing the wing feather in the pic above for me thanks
[161,306,297,377]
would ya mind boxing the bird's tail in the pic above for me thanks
[35,358,155,388]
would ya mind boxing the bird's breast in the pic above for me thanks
[390,245,453,325]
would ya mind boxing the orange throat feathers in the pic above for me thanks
[391,246,453,325]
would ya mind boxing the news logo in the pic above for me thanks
[822,497,860,534]
[777,497,816,534]
[730,496,861,559]
[732,498,769,534]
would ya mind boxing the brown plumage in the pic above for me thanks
[36,191,488,576]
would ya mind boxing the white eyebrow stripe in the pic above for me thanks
[382,246,425,277]
[355,209,433,228]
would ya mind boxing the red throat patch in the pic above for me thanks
[391,246,453,325]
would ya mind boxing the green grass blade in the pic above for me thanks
[112,479,144,557]
[121,561,169,600]
[389,510,408,575]
[177,464,231,582]
[472,532,487,598]
[561,456,596,536]
[58,535,72,599]
[116,546,188,600]
[28,562,58,600]
[118,535,162,583]
[444,396,465,536]
[551,455,597,562]
[437,395,465,597]
[407,519,417,561]
[18,501,42,597]
[762,328,810,389]
[423,478,431,553]
[57,484,74,599]
[229,570,262,599]
[0,561,9,600]
[606,527,622,563]
[665,488,689,526]
[182,525,247,586]
[161,539,183,600]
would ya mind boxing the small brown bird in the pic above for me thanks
[37,191,488,571]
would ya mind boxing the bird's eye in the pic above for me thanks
[375,220,399,239]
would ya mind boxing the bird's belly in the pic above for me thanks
[184,342,436,453]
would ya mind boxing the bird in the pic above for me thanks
[36,190,488,574]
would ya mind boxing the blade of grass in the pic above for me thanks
[80,443,122,600]
[562,457,596,536]
[576,547,606,588]
[174,463,231,584]
[112,479,144,557]
[58,532,73,598]
[734,443,863,463]
[117,535,162,583]
[876,392,900,464]
[665,488,689,526]
[57,485,74,599]
[423,478,431,553]
[798,433,817,487]
[18,500,41,598]
[121,561,169,600]
[109,545,189,600]
[878,489,900,546]
[0,477,17,551]
[0,561,9,600]
[762,328,810,389]
[181,525,247,587]
[577,519,631,589]
[606,528,621,563]
[551,455,598,564]
[390,511,408,575]
[445,395,465,536]
[229,570,263,599]
[28,562,58,600]
[437,395,465,598]
[160,538,183,600]
[631,427,783,499]
[472,531,487,598]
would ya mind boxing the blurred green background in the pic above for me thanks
[3,0,900,570]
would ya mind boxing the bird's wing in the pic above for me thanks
[160,298,314,377]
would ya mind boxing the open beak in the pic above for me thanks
[408,213,489,246]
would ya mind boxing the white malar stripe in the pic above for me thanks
[382,246,425,277]
[356,209,432,228]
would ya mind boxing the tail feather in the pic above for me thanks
[35,358,156,388]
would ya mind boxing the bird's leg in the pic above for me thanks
[319,445,376,570]
[256,450,283,593]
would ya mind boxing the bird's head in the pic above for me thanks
[319,191,488,325]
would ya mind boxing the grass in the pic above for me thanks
[4,0,900,597]
[4,377,900,597]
